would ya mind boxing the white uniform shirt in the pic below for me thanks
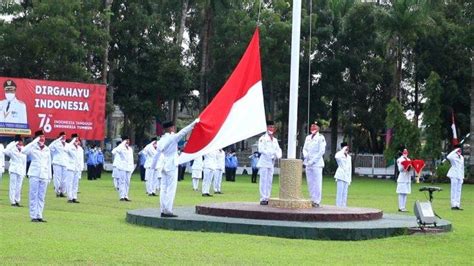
[256,133,282,168]
[0,143,4,173]
[65,138,84,172]
[49,137,69,167]
[446,149,464,180]
[217,150,226,171]
[5,141,27,176]
[142,141,157,169]
[192,156,204,171]
[22,137,52,180]
[111,141,134,172]
[151,121,196,172]
[203,150,218,170]
[396,155,412,183]
[0,97,28,124]
[334,147,351,184]
[302,132,326,167]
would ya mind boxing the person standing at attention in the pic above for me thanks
[22,130,51,222]
[396,148,412,212]
[112,136,134,201]
[257,120,282,205]
[334,142,351,207]
[302,121,326,207]
[446,144,464,210]
[5,135,27,207]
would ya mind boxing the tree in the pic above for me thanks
[384,98,420,160]
[421,72,443,165]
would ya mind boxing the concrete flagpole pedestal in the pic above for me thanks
[269,159,312,208]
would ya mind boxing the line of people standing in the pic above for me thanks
[85,145,103,180]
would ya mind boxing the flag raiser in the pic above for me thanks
[178,28,266,164]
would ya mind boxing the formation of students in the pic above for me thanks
[1,119,465,223]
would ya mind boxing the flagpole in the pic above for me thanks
[268,0,311,209]
[287,0,302,159]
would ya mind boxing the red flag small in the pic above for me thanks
[451,111,459,146]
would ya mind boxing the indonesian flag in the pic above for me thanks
[178,28,266,164]
[451,111,459,146]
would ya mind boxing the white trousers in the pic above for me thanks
[66,170,81,200]
[336,180,349,207]
[259,167,274,201]
[398,193,408,210]
[160,169,178,214]
[202,168,214,194]
[213,169,223,192]
[450,178,463,208]
[29,176,48,219]
[306,166,323,204]
[192,178,200,190]
[9,172,24,204]
[53,164,67,194]
[117,170,132,199]
[145,168,156,194]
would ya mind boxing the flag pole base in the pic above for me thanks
[268,158,312,209]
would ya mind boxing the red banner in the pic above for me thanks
[0,77,106,140]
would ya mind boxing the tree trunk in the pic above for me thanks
[170,0,190,124]
[103,0,114,142]
[199,6,213,111]
[470,56,474,178]
[330,98,339,157]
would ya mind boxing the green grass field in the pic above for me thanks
[0,172,472,265]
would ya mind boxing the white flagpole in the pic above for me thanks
[287,0,302,159]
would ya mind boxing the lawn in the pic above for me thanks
[0,172,472,265]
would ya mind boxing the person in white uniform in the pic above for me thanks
[302,121,326,207]
[5,135,27,207]
[257,120,282,205]
[65,134,84,203]
[446,145,464,210]
[396,148,412,212]
[0,79,28,124]
[191,156,203,191]
[213,149,225,194]
[49,132,69,197]
[334,142,351,207]
[142,138,158,196]
[112,136,134,201]
[151,119,198,217]
[22,130,52,222]
[0,142,4,193]
[111,141,121,191]
[202,150,218,197]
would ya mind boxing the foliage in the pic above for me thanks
[421,72,443,160]
[435,160,450,179]
[384,98,420,159]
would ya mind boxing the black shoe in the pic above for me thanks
[398,209,408,212]
[15,202,22,207]
[311,202,320,208]
[72,199,80,203]
[67,200,74,203]
[451,206,463,211]
[124,198,131,202]
[37,218,47,223]
[119,198,125,201]
[161,213,178,218]
[59,193,66,198]
[215,191,223,194]
[11,203,17,207]
[202,193,213,197]
[152,193,157,196]
[260,201,268,205]
[31,218,40,222]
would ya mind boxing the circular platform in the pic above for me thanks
[126,207,452,240]
[195,202,383,221]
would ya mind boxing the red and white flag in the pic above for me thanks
[178,28,266,164]
[451,111,459,146]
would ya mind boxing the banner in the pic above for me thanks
[0,77,106,140]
